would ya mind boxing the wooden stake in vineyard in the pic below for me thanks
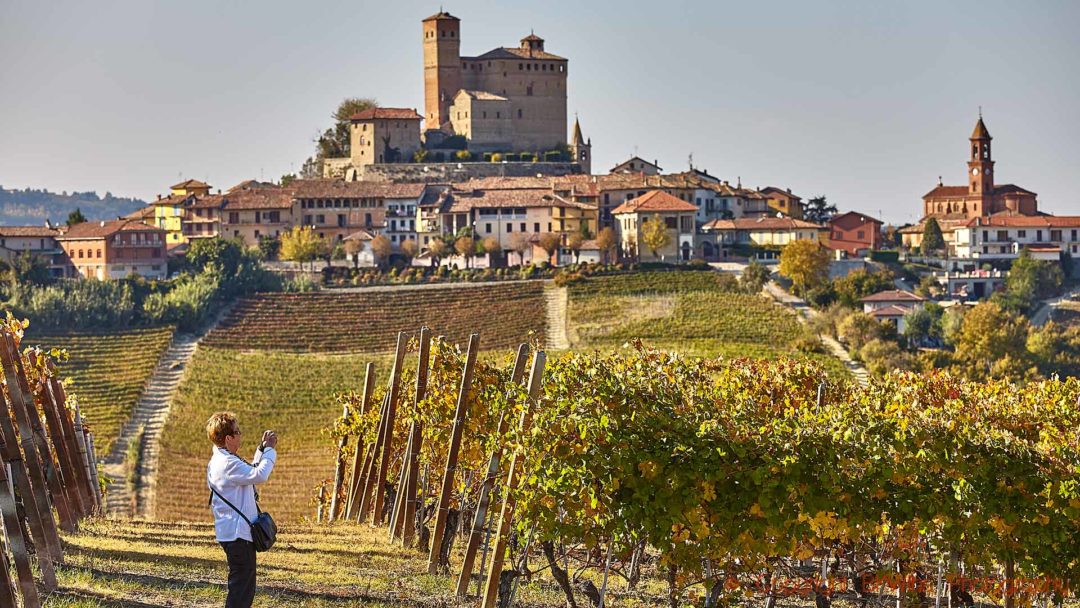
[455,343,530,596]
[45,372,98,517]
[344,363,375,520]
[427,333,480,574]
[481,350,547,608]
[328,403,350,522]
[39,371,88,520]
[369,332,408,525]
[356,392,390,523]
[391,327,432,545]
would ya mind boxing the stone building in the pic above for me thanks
[349,108,423,167]
[612,190,698,262]
[423,11,568,152]
[55,219,167,280]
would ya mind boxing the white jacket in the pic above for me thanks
[207,445,277,542]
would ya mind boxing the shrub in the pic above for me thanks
[413,149,429,163]
[455,150,472,162]
[491,152,503,163]
[142,271,221,331]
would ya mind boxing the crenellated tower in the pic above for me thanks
[422,11,461,132]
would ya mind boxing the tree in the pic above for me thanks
[399,239,419,266]
[1027,322,1080,379]
[428,238,450,267]
[480,236,500,265]
[314,98,377,162]
[837,311,884,352]
[914,274,938,299]
[920,218,945,256]
[66,208,87,226]
[953,301,1033,381]
[832,268,894,308]
[995,248,1064,313]
[940,305,966,347]
[342,237,365,269]
[454,236,475,268]
[640,216,671,261]
[882,224,902,248]
[859,339,916,376]
[537,233,560,264]
[739,260,771,294]
[508,232,531,266]
[595,227,617,264]
[280,226,325,271]
[6,251,52,287]
[258,235,281,261]
[188,237,245,276]
[567,232,585,264]
[901,306,933,348]
[778,239,831,295]
[803,195,837,224]
[371,235,393,270]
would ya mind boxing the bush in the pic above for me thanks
[413,149,429,163]
[455,150,473,162]
[142,271,221,331]
[491,153,503,163]
[283,274,320,293]
[8,280,136,331]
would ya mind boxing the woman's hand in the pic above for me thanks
[262,430,278,450]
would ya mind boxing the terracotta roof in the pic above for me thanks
[993,184,1036,196]
[964,215,1080,228]
[171,179,209,190]
[828,211,883,230]
[870,305,913,318]
[423,11,459,21]
[0,226,60,238]
[759,186,802,201]
[152,193,192,206]
[612,190,697,214]
[923,185,970,199]
[446,189,591,213]
[190,194,226,209]
[471,47,567,61]
[457,90,509,102]
[227,179,276,192]
[221,186,294,211]
[1028,245,1062,253]
[521,33,544,42]
[701,217,826,231]
[289,179,426,199]
[59,219,164,240]
[350,108,423,121]
[898,216,970,234]
[122,206,156,221]
[971,117,991,140]
[455,176,552,190]
[861,290,925,303]
[343,229,377,242]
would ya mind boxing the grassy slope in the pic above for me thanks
[156,348,387,523]
[26,326,174,455]
[50,520,671,607]
[567,272,851,376]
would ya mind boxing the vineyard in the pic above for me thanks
[24,325,174,455]
[202,282,548,353]
[567,271,847,374]
[314,328,1080,608]
[155,347,389,522]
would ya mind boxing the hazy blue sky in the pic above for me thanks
[2,0,1078,224]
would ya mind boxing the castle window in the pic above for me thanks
[518,63,523,70]
[518,109,523,118]
[463,62,467,68]
[483,111,487,118]
[526,64,531,70]
[450,30,455,37]
[442,30,446,37]
[496,112,500,118]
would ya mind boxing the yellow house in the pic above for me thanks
[152,180,213,247]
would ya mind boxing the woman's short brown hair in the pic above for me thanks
[207,412,238,447]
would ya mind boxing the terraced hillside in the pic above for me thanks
[156,348,386,522]
[25,326,174,455]
[202,281,547,353]
[567,271,849,374]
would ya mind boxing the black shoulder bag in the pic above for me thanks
[208,473,277,552]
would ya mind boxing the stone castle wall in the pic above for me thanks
[358,161,582,183]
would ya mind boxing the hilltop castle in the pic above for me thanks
[423,10,572,154]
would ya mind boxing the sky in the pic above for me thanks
[1,0,1078,225]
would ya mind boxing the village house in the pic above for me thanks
[826,211,883,257]
[759,186,805,219]
[0,225,66,277]
[952,215,1080,263]
[700,217,826,253]
[219,181,295,246]
[612,190,697,262]
[55,219,167,280]
[609,156,662,175]
[860,289,926,333]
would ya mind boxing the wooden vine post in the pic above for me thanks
[46,373,98,516]
[344,363,375,520]
[356,392,390,522]
[39,372,87,520]
[328,403,350,522]
[368,332,408,525]
[391,327,432,544]
[0,421,40,606]
[455,343,529,596]
[427,333,480,574]
[480,350,546,608]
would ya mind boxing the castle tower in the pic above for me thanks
[570,117,591,174]
[422,11,462,132]
[968,115,994,215]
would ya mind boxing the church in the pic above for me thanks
[902,116,1040,251]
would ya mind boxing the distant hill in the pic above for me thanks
[0,186,147,225]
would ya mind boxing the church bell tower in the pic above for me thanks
[968,114,994,215]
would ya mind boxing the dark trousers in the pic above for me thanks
[221,539,256,608]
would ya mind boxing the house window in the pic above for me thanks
[520,222,526,233]
[229,212,239,223]
[833,231,842,239]
[534,222,540,233]
[254,230,261,238]
[1018,230,1026,238]
[664,217,677,229]
[1051,230,1062,242]
[97,249,102,258]
[506,224,513,233]
[486,223,492,233]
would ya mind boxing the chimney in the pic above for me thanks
[100,220,106,227]
[786,188,792,194]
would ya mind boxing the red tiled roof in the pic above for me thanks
[189,194,226,209]
[611,190,697,214]
[923,185,970,199]
[350,108,422,121]
[59,219,164,240]
[971,117,991,140]
[123,206,156,221]
[289,179,427,199]
[446,189,590,213]
[828,211,883,230]
[870,305,913,318]
[0,226,60,238]
[221,186,294,211]
[759,186,802,201]
[171,179,209,190]
[993,184,1036,196]
[610,156,662,173]
[471,47,566,61]
[861,290,925,303]
[701,217,826,231]
[152,193,192,206]
[1028,245,1062,253]
[423,11,459,21]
